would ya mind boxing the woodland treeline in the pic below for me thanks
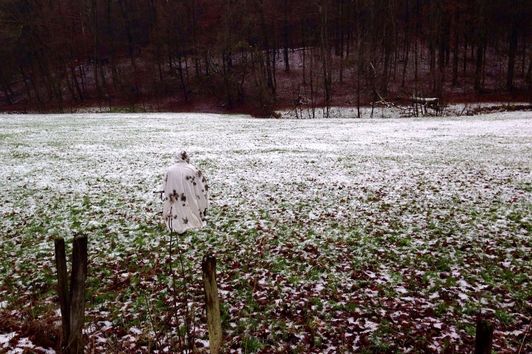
[0,0,530,116]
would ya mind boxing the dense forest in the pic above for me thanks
[0,0,530,116]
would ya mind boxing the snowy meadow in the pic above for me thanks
[0,112,531,353]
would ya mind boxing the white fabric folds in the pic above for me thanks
[162,160,209,234]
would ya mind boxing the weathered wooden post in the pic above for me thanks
[54,238,70,351]
[474,317,494,354]
[69,236,88,354]
[54,236,88,354]
[202,254,222,354]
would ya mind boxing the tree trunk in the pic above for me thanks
[452,28,459,86]
[319,0,331,117]
[282,0,290,72]
[506,24,518,91]
[526,55,532,90]
[474,43,484,92]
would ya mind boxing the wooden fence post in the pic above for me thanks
[475,317,494,354]
[54,236,88,354]
[202,254,222,354]
[54,238,70,351]
[68,236,88,354]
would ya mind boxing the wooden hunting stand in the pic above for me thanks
[410,96,442,116]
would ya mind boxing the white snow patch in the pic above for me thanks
[0,332,16,346]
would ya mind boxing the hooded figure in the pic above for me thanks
[162,151,209,233]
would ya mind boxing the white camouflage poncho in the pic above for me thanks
[162,157,209,234]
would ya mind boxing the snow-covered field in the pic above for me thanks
[0,112,530,353]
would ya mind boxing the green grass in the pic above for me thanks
[0,113,530,352]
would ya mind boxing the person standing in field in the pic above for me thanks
[162,151,209,233]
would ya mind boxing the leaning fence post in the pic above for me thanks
[54,238,70,351]
[475,317,494,354]
[68,236,88,354]
[202,254,222,354]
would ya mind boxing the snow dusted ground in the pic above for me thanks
[0,112,530,353]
